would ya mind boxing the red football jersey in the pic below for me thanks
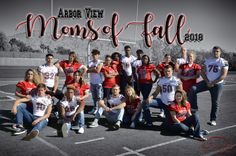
[16,81,37,95]
[60,60,83,85]
[168,101,191,123]
[111,60,122,84]
[137,64,156,84]
[156,62,175,77]
[125,97,141,115]
[71,82,90,105]
[72,83,90,97]
[101,65,117,88]
[179,63,201,92]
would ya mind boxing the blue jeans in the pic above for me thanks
[120,70,134,95]
[16,103,33,125]
[139,83,153,100]
[123,111,141,125]
[188,81,224,121]
[168,113,202,137]
[133,81,140,96]
[142,98,170,125]
[16,104,48,132]
[95,107,124,123]
[90,83,103,109]
[64,111,85,128]
[103,87,112,99]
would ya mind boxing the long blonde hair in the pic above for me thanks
[24,69,41,86]
[125,85,138,102]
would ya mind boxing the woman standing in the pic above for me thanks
[177,51,201,93]
[57,51,87,87]
[137,55,158,100]
[101,55,118,99]
[111,52,122,86]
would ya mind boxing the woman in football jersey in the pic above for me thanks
[111,52,122,86]
[57,51,87,87]
[11,83,52,140]
[168,89,207,141]
[123,85,142,128]
[101,55,118,99]
[69,71,90,105]
[15,69,40,98]
[137,55,158,100]
[12,69,41,131]
[177,51,201,93]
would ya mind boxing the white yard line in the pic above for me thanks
[36,137,70,156]
[116,124,236,156]
[123,147,146,156]
[0,90,15,96]
[6,95,16,100]
[74,137,105,145]
[0,99,14,102]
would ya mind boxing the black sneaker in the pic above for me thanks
[23,130,39,141]
[13,126,27,135]
[113,121,121,130]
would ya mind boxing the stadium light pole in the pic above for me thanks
[135,0,139,43]
[51,0,53,34]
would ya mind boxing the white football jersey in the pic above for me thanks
[177,57,188,65]
[31,96,52,117]
[204,58,229,84]
[38,64,58,88]
[108,94,125,113]
[132,59,142,81]
[88,59,103,84]
[121,55,137,76]
[60,96,79,116]
[157,76,181,105]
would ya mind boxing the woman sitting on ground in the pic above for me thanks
[167,89,207,141]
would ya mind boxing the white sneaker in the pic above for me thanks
[208,120,217,126]
[61,123,69,137]
[130,122,136,128]
[71,125,80,130]
[89,121,99,128]
[158,112,165,118]
[78,127,84,134]
[201,129,209,135]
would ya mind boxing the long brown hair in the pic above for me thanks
[69,51,79,63]
[175,89,187,107]
[74,71,85,86]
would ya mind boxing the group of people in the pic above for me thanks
[11,45,228,142]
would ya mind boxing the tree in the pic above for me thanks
[56,46,71,55]
[0,32,10,51]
